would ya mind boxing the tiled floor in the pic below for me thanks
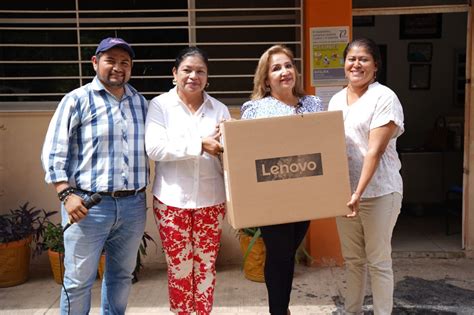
[392,205,463,255]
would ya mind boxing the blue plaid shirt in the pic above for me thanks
[42,76,149,192]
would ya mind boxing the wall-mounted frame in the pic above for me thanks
[400,14,442,39]
[409,64,431,90]
[353,15,375,27]
[407,42,433,62]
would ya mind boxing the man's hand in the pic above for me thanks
[64,193,89,224]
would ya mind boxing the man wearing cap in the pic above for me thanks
[41,37,148,314]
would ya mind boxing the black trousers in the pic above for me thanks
[260,220,310,315]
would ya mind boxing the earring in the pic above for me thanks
[265,86,271,92]
[172,79,177,85]
[205,82,210,88]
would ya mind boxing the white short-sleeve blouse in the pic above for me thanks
[328,82,405,198]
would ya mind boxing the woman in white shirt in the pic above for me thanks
[145,47,230,315]
[328,38,404,315]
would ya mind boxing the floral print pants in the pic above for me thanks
[153,197,226,315]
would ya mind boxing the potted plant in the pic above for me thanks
[98,250,106,280]
[239,227,266,282]
[42,223,156,284]
[239,227,313,283]
[42,222,107,283]
[42,222,65,284]
[132,231,157,283]
[0,202,56,287]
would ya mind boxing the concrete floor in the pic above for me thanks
[392,210,463,256]
[0,208,470,314]
[1,257,473,314]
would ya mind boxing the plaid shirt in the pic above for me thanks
[42,76,149,192]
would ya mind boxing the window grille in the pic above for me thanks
[0,0,303,110]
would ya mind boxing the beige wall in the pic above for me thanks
[0,112,242,266]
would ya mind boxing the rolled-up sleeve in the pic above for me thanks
[370,92,405,138]
[41,94,79,184]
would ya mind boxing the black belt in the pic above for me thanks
[77,187,146,198]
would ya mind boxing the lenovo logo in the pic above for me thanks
[255,153,323,182]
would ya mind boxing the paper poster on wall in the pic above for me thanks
[315,86,344,111]
[311,26,349,86]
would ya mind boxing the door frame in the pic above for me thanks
[353,4,473,253]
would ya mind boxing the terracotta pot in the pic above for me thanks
[48,250,106,284]
[0,237,31,287]
[98,254,106,279]
[239,234,266,282]
[47,249,65,284]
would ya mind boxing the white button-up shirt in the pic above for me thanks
[145,87,230,208]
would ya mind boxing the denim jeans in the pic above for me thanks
[60,191,147,315]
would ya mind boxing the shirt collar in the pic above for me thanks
[169,86,214,110]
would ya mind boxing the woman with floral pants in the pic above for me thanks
[145,46,230,314]
[154,200,225,314]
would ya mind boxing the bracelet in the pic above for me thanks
[57,186,71,196]
[58,187,75,202]
[63,194,71,205]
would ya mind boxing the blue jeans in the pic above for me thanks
[60,192,147,315]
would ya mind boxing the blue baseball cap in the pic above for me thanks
[95,37,135,59]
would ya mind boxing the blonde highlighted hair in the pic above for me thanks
[251,45,306,100]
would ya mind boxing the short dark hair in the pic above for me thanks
[343,37,382,70]
[174,46,209,69]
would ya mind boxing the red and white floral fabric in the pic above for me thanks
[153,197,225,315]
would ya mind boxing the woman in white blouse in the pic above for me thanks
[328,38,404,315]
[145,47,230,315]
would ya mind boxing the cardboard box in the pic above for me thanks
[221,111,351,229]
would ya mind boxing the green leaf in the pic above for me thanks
[242,228,261,265]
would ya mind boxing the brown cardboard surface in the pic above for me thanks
[221,111,351,229]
